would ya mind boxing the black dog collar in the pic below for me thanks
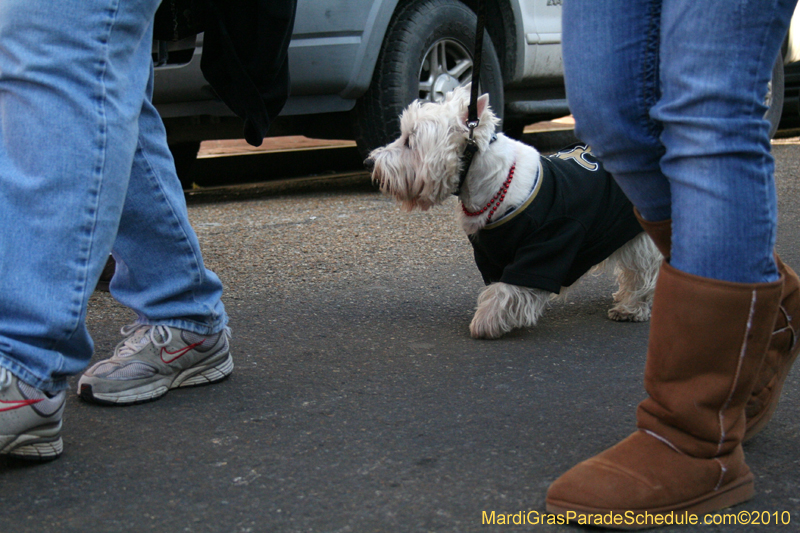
[453,132,498,196]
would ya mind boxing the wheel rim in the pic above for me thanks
[418,39,473,102]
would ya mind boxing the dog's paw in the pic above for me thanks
[608,304,651,322]
[469,314,507,340]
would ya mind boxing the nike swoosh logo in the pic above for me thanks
[160,340,206,364]
[0,398,43,412]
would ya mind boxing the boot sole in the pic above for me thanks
[744,339,800,442]
[545,475,754,530]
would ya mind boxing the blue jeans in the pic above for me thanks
[562,0,797,283]
[0,0,227,392]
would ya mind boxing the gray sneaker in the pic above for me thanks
[0,368,66,460]
[78,324,233,405]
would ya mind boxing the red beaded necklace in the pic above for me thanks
[461,163,516,222]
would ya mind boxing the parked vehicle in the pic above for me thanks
[153,0,568,185]
[153,0,786,187]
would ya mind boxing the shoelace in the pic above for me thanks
[117,323,173,358]
[116,323,232,358]
[0,367,12,391]
[0,367,62,402]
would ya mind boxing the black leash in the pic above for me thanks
[467,0,485,126]
[454,0,487,196]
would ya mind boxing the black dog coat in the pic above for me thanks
[468,145,643,294]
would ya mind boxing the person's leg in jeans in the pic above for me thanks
[563,0,785,283]
[108,70,226,333]
[546,0,797,521]
[0,0,229,459]
[77,68,233,406]
[561,0,672,224]
[0,0,162,459]
[0,0,161,392]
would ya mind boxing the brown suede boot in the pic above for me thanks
[546,263,782,526]
[633,208,671,258]
[745,255,800,440]
[633,208,800,441]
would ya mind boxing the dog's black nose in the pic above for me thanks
[363,157,375,172]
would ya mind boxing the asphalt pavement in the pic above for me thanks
[1,137,799,533]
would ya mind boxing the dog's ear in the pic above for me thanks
[460,92,491,125]
[476,93,490,120]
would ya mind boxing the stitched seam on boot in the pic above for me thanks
[774,305,799,349]
[772,306,793,337]
[642,429,684,455]
[717,290,757,456]
[713,458,727,491]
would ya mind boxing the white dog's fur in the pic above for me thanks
[366,86,662,339]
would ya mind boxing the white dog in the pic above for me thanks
[364,86,661,339]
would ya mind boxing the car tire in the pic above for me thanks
[766,51,784,139]
[353,0,504,158]
[500,118,526,141]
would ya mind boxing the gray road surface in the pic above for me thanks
[2,141,799,533]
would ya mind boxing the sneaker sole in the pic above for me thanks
[79,353,234,406]
[2,422,64,461]
[2,437,64,461]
